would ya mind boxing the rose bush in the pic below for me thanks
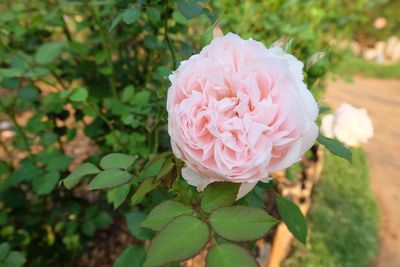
[0,0,357,266]
[167,33,319,197]
[321,103,373,147]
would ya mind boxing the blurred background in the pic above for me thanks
[0,0,399,266]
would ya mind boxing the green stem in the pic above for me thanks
[91,0,118,98]
[164,0,176,69]
[51,117,65,153]
[50,70,68,90]
[85,102,123,150]
[153,126,159,153]
[0,138,13,165]
[0,101,35,162]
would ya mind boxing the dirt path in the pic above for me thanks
[325,76,400,267]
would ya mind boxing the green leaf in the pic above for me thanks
[276,195,307,244]
[318,134,352,162]
[25,67,49,78]
[34,41,64,65]
[206,243,258,267]
[121,85,135,103]
[237,186,266,209]
[70,41,89,57]
[132,91,151,106]
[142,152,171,178]
[126,210,153,241]
[0,160,11,176]
[156,159,174,179]
[144,216,209,267]
[81,221,96,236]
[89,169,131,190]
[100,153,136,170]
[172,10,189,25]
[109,13,123,32]
[0,68,24,78]
[45,154,72,171]
[62,163,100,189]
[146,7,160,23]
[32,171,60,195]
[141,201,193,231]
[3,251,26,267]
[114,245,146,267]
[107,184,130,209]
[122,7,141,25]
[131,178,161,205]
[0,243,10,261]
[69,87,88,102]
[201,182,240,213]
[94,211,113,228]
[17,85,39,102]
[177,0,203,19]
[319,105,331,114]
[7,161,44,186]
[209,206,277,241]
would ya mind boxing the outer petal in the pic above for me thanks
[236,181,258,200]
[182,167,216,191]
[300,122,319,155]
[268,138,302,172]
[299,83,319,121]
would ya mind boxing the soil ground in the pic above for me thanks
[325,76,400,267]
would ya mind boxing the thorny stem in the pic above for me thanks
[50,70,68,90]
[90,0,118,98]
[164,0,176,69]
[50,117,65,153]
[85,102,124,151]
[0,138,13,165]
[0,101,35,163]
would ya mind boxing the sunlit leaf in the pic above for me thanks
[276,195,307,244]
[318,134,352,162]
[89,169,131,190]
[206,243,258,267]
[209,206,277,241]
[63,163,100,189]
[34,41,64,65]
[141,201,193,231]
[144,216,209,267]
[201,182,240,213]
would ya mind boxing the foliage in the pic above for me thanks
[0,242,26,267]
[0,0,384,266]
[210,0,386,63]
[318,134,352,162]
[276,195,307,244]
[334,52,400,79]
[283,149,379,267]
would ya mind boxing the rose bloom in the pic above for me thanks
[321,103,373,147]
[167,33,319,197]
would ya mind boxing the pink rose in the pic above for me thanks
[167,33,319,197]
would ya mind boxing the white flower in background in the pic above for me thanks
[321,103,374,147]
[321,114,335,138]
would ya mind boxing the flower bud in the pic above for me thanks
[306,52,328,78]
